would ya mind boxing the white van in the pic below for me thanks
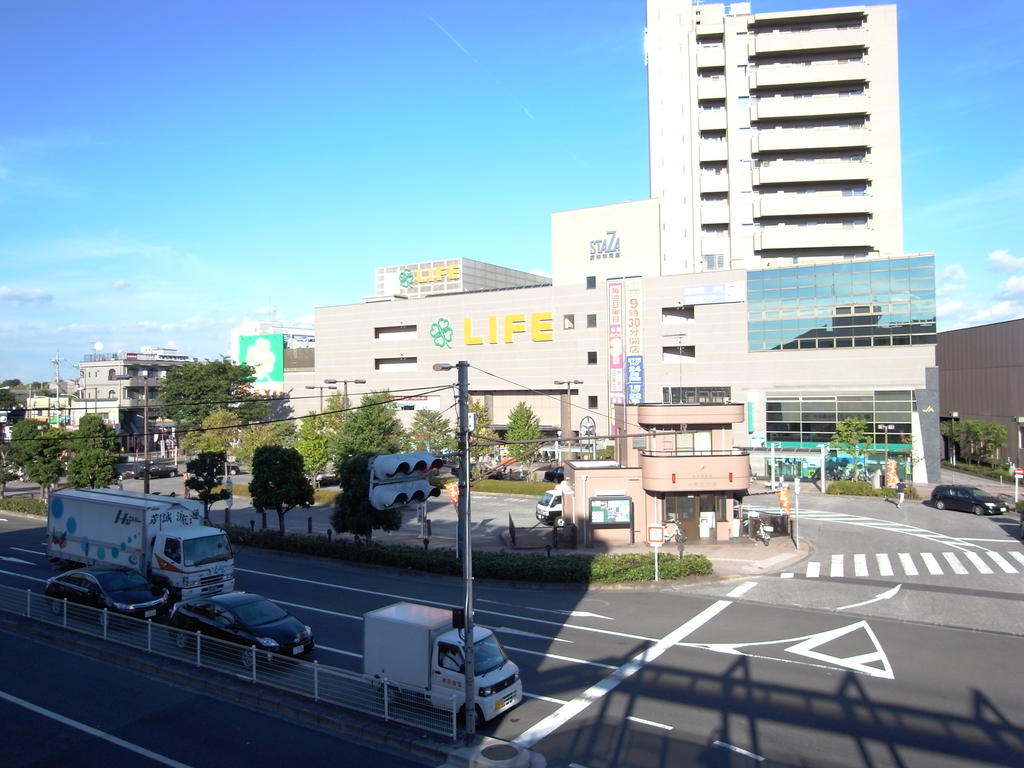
[536,487,564,526]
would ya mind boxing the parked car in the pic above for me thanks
[45,565,170,620]
[929,485,1010,516]
[168,592,314,659]
[543,466,565,483]
[314,471,339,487]
[121,462,179,479]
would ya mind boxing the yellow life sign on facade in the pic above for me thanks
[464,312,553,344]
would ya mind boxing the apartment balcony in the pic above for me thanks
[696,45,725,68]
[753,160,870,185]
[698,109,728,131]
[700,203,730,225]
[639,449,751,493]
[754,226,874,251]
[636,403,745,428]
[701,235,731,256]
[697,77,727,100]
[754,193,871,218]
[752,127,868,153]
[699,140,728,162]
[750,26,868,56]
[750,60,868,89]
[751,94,869,120]
[700,173,730,193]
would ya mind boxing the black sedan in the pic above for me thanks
[169,592,314,659]
[45,566,170,620]
[121,462,179,479]
[930,484,1010,515]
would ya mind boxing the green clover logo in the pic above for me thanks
[430,318,453,349]
[399,269,415,289]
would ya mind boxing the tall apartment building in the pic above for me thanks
[646,1,901,273]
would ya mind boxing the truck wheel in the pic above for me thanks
[555,516,567,529]
[475,704,486,724]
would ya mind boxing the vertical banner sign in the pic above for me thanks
[624,277,644,404]
[608,281,624,408]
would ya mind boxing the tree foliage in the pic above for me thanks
[329,390,406,468]
[941,419,1007,466]
[295,414,331,478]
[181,408,241,457]
[248,445,314,535]
[234,420,296,467]
[330,451,403,541]
[66,414,119,489]
[186,452,230,521]
[505,401,541,466]
[469,398,498,478]
[160,360,268,433]
[409,410,455,454]
[10,420,65,500]
[830,417,869,465]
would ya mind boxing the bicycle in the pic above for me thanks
[665,523,686,544]
[756,520,773,546]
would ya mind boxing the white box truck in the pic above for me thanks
[362,602,522,721]
[47,489,235,601]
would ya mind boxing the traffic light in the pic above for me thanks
[368,452,443,510]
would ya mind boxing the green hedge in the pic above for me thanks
[224,526,713,584]
[0,497,47,516]
[941,460,1017,484]
[826,480,921,500]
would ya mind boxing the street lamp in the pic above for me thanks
[877,424,895,461]
[554,380,583,462]
[323,378,366,409]
[305,384,337,412]
[948,411,959,466]
[114,373,152,494]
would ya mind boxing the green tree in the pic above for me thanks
[295,414,331,479]
[505,401,541,467]
[330,451,403,542]
[0,379,19,410]
[0,444,17,498]
[10,420,65,501]
[181,408,241,457]
[66,414,119,489]
[469,398,498,478]
[186,452,230,523]
[409,410,455,454]
[160,360,268,434]
[943,419,1008,466]
[319,391,347,436]
[248,445,314,535]
[830,417,869,472]
[234,419,295,467]
[329,390,406,468]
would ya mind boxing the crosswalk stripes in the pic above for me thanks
[782,549,1024,580]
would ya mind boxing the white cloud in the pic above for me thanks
[0,285,52,305]
[112,278,130,290]
[996,275,1024,298]
[988,249,1024,273]
[938,264,967,282]
[966,300,1024,326]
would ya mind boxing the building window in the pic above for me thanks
[588,396,598,409]
[663,387,731,405]
[586,314,597,328]
[564,314,575,330]
[587,351,597,365]
[586,276,597,290]
[703,254,725,271]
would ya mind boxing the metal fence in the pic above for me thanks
[0,584,458,741]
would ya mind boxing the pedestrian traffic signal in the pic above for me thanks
[368,452,443,510]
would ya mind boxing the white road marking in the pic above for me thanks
[713,740,766,762]
[0,555,34,565]
[876,553,894,576]
[987,551,1019,573]
[315,643,361,658]
[0,568,45,583]
[497,626,573,642]
[830,554,844,578]
[963,551,993,574]
[524,692,568,705]
[783,510,988,552]
[1010,551,1024,567]
[780,572,794,579]
[504,646,619,671]
[806,561,821,578]
[898,553,918,576]
[476,599,614,621]
[942,552,968,575]
[627,715,673,730]
[837,584,902,611]
[727,581,758,598]
[12,547,44,557]
[0,690,193,768]
[853,554,868,578]
[919,553,943,575]
[512,599,733,749]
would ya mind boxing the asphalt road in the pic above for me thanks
[1,489,1022,767]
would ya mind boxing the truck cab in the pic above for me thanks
[535,487,564,526]
[433,626,522,720]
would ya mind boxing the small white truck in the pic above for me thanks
[47,489,235,601]
[363,602,522,722]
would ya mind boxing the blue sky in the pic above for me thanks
[1,0,1021,384]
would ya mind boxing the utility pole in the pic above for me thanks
[434,360,476,737]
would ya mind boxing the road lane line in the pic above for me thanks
[986,551,1019,573]
[942,552,968,575]
[713,740,766,762]
[0,690,193,768]
[919,553,943,575]
[963,551,993,574]
[830,554,844,578]
[1010,551,1024,567]
[512,599,733,749]
[876,553,893,576]
[897,553,918,576]
[837,584,902,611]
[627,715,673,730]
[780,572,794,579]
[853,554,868,578]
[806,561,821,578]
[728,581,758,598]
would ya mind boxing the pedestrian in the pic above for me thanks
[183,472,191,499]
[896,479,906,509]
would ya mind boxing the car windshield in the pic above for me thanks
[92,570,148,591]
[474,633,511,676]
[182,533,233,566]
[231,598,289,627]
[540,492,556,506]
